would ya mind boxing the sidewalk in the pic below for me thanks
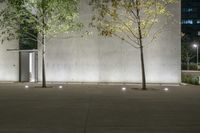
[0,84,199,133]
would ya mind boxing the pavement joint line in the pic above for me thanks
[83,93,92,133]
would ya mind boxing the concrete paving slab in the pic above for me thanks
[0,83,199,133]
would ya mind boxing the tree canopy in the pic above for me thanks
[0,0,83,87]
[90,0,178,48]
[0,0,82,44]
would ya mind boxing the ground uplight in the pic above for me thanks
[164,88,169,91]
[122,87,126,91]
[25,85,29,89]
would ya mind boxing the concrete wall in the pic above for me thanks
[0,40,19,81]
[0,2,19,82]
[0,1,181,83]
[38,1,181,83]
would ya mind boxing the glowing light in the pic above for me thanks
[25,85,29,89]
[29,53,35,82]
[59,85,63,89]
[164,88,169,91]
[193,44,198,48]
[122,87,126,91]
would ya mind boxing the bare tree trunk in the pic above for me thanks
[187,60,189,70]
[140,45,146,90]
[136,0,146,90]
[42,33,46,88]
[41,0,46,88]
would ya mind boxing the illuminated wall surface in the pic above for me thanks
[0,1,181,83]
[0,3,18,81]
[0,40,19,81]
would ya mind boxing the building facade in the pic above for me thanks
[0,1,181,84]
[182,0,200,41]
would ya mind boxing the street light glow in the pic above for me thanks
[193,44,198,48]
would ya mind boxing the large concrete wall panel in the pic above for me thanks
[0,3,19,82]
[0,40,19,81]
[38,0,181,83]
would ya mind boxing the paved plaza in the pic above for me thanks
[0,83,199,133]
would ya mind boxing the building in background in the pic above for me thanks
[182,0,200,42]
[181,0,200,68]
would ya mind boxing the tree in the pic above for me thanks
[182,43,195,70]
[0,0,82,87]
[181,33,195,70]
[89,0,178,90]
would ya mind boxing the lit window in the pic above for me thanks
[181,19,193,25]
[182,8,193,13]
[196,20,200,24]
